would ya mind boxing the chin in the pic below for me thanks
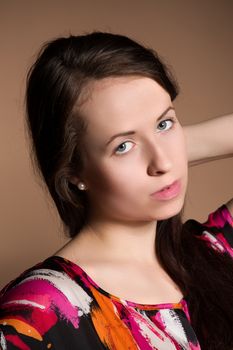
[150,198,184,221]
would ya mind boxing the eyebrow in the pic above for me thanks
[105,106,175,146]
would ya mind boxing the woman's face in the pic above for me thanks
[77,76,188,223]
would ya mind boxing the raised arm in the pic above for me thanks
[183,113,233,167]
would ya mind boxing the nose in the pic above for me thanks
[146,142,172,176]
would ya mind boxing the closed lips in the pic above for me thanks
[153,180,179,194]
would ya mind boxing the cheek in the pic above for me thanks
[176,136,189,186]
[84,160,120,192]
[172,129,188,163]
[85,157,141,199]
[177,140,187,163]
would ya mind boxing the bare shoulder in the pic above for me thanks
[225,198,233,217]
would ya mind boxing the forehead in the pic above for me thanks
[79,76,171,137]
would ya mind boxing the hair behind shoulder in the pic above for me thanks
[25,31,179,237]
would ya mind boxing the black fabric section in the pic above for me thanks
[175,309,199,345]
[218,222,233,247]
[184,217,233,247]
[183,219,204,237]
[43,316,108,349]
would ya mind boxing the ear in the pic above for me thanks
[69,176,81,186]
[69,176,88,190]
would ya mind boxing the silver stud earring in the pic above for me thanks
[77,182,86,191]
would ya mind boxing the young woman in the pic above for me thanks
[0,31,233,350]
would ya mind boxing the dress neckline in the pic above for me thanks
[48,255,186,311]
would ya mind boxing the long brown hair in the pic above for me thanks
[26,31,233,349]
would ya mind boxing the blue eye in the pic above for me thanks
[157,118,174,131]
[115,141,134,155]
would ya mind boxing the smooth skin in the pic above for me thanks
[184,113,233,215]
[56,76,233,304]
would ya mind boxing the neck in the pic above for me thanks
[73,217,158,265]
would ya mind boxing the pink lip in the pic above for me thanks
[150,180,181,200]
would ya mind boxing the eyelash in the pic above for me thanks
[114,118,176,155]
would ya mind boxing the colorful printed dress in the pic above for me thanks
[0,204,232,349]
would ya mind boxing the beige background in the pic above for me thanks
[0,0,232,289]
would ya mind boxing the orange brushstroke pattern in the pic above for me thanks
[0,318,42,341]
[91,286,139,349]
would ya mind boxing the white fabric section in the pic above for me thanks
[134,309,177,350]
[16,269,93,315]
[202,230,225,252]
[0,330,7,350]
[2,299,45,310]
[159,309,189,349]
